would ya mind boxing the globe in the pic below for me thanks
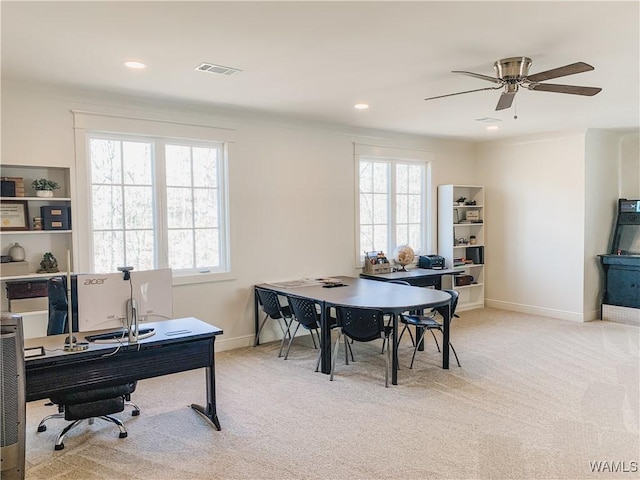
[392,244,415,271]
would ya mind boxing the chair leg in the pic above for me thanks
[344,335,350,365]
[450,342,461,367]
[99,415,128,438]
[310,329,319,349]
[283,322,301,360]
[277,318,294,357]
[397,324,416,347]
[126,401,141,416]
[429,329,441,352]
[54,419,84,450]
[410,329,426,369]
[254,313,270,346]
[330,331,342,381]
[37,412,64,432]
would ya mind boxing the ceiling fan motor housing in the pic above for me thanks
[494,56,532,82]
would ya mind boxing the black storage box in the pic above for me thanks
[1,179,16,196]
[455,275,474,287]
[41,206,70,230]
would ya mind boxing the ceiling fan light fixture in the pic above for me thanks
[426,56,601,112]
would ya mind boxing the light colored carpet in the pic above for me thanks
[24,308,639,480]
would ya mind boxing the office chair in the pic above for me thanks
[284,295,353,369]
[398,289,461,369]
[36,276,140,450]
[331,306,393,387]
[254,287,295,357]
[283,295,321,368]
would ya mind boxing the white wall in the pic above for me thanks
[583,130,635,320]
[477,129,640,322]
[476,132,587,321]
[620,132,640,199]
[1,81,476,349]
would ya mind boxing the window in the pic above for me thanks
[358,157,427,258]
[88,134,229,275]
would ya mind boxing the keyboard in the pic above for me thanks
[85,327,155,343]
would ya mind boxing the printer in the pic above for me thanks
[418,255,445,269]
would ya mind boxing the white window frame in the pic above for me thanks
[73,111,235,285]
[354,143,433,267]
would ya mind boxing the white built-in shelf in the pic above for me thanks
[0,272,68,282]
[1,196,71,202]
[2,230,71,235]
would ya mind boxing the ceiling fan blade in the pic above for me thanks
[527,83,602,96]
[495,92,516,111]
[526,62,594,82]
[452,70,503,85]
[425,86,502,101]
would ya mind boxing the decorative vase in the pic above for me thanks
[36,190,53,198]
[9,242,26,262]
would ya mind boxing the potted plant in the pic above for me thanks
[31,178,60,198]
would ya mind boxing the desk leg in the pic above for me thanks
[320,302,331,374]
[190,339,221,430]
[392,313,398,385]
[254,289,260,346]
[442,303,450,370]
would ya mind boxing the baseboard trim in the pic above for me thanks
[485,299,585,322]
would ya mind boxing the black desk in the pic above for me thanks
[255,277,451,385]
[360,267,463,289]
[24,317,223,430]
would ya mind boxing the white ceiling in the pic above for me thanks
[2,1,639,141]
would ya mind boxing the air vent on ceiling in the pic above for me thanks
[194,63,242,76]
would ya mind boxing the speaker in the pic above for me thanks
[465,246,484,265]
[1,313,25,480]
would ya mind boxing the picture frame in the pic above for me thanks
[1,201,29,231]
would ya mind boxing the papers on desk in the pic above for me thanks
[266,278,343,288]
[266,278,323,288]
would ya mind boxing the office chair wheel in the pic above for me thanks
[119,431,128,439]
[54,443,64,451]
[37,425,47,432]
[131,409,140,416]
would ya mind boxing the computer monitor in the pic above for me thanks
[76,268,173,333]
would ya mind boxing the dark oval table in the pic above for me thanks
[255,276,452,385]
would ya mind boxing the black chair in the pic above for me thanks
[255,287,295,357]
[331,306,393,387]
[283,295,322,369]
[284,295,354,369]
[398,289,461,369]
[37,276,140,450]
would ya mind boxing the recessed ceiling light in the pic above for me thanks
[124,61,147,69]
[354,103,369,110]
[486,125,499,131]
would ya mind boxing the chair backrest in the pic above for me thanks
[335,306,386,342]
[436,289,460,319]
[286,295,320,330]
[255,288,286,319]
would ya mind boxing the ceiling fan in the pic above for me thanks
[425,56,602,111]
